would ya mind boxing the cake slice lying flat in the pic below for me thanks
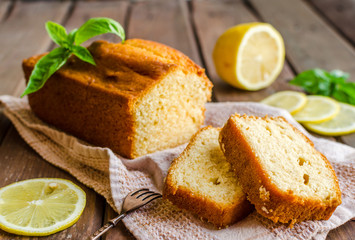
[219,114,342,226]
[164,126,252,227]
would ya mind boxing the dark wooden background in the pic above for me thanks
[0,0,354,239]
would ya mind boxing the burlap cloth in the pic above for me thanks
[0,95,354,240]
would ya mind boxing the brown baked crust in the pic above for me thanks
[23,39,212,158]
[219,115,342,226]
[163,126,253,228]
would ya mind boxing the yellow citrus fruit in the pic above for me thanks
[303,102,355,136]
[0,178,86,236]
[261,91,307,114]
[292,96,340,123]
[213,22,285,90]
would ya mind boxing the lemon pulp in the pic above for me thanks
[0,178,86,236]
[261,91,307,114]
[213,22,285,90]
[292,96,340,123]
[304,103,355,136]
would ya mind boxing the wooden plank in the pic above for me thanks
[307,0,355,45]
[249,0,355,76]
[128,0,201,65]
[191,0,296,103]
[0,126,105,239]
[0,1,71,96]
[327,220,355,240]
[0,0,12,21]
[249,0,355,147]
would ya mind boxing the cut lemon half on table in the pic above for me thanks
[261,91,307,114]
[304,103,355,136]
[0,178,86,236]
[213,22,285,90]
[292,96,340,123]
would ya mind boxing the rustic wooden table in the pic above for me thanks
[0,0,354,239]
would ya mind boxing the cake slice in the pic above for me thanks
[219,114,342,226]
[23,39,212,158]
[164,126,253,228]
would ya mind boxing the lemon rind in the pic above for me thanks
[293,96,340,124]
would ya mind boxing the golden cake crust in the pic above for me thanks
[22,39,212,158]
[219,115,342,226]
[164,126,253,228]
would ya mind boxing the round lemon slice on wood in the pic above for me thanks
[261,91,307,114]
[304,103,355,136]
[292,96,340,123]
[213,22,285,90]
[0,178,86,236]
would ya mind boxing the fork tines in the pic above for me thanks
[130,189,162,202]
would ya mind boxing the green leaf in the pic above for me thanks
[75,17,125,45]
[330,69,349,81]
[71,45,96,65]
[21,47,71,97]
[67,29,78,45]
[290,69,331,95]
[45,21,68,46]
[289,68,354,105]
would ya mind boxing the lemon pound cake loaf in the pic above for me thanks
[219,114,342,226]
[23,39,212,158]
[164,126,253,228]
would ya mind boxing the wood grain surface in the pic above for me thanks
[307,0,355,45]
[0,0,354,239]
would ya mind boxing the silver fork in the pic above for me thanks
[90,188,162,240]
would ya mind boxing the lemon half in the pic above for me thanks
[292,96,340,123]
[261,91,307,114]
[213,22,285,90]
[0,178,86,236]
[304,103,355,136]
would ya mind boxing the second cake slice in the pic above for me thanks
[164,126,252,227]
[219,114,342,226]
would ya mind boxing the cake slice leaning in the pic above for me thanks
[219,114,342,226]
[163,126,253,228]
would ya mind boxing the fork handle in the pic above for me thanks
[90,213,126,240]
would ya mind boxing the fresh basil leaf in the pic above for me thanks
[45,21,68,46]
[290,68,354,105]
[330,69,349,81]
[71,45,96,65]
[21,47,71,97]
[75,17,125,45]
[67,29,77,45]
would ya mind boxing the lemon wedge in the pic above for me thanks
[213,22,285,90]
[261,91,307,114]
[303,103,355,136]
[0,178,86,236]
[292,96,340,123]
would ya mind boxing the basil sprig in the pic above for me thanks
[290,68,355,105]
[22,17,125,97]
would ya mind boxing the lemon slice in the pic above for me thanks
[261,91,307,114]
[292,96,340,123]
[304,103,355,136]
[213,22,285,90]
[0,178,86,236]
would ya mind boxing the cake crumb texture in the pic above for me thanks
[164,126,253,228]
[219,114,342,226]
